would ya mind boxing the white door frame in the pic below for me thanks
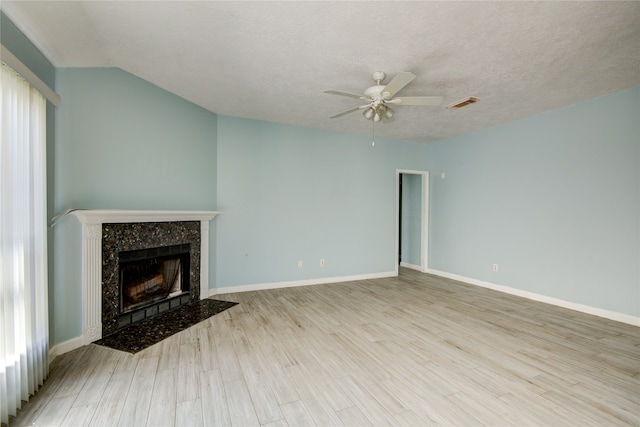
[395,169,429,274]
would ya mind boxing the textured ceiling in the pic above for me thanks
[2,1,639,143]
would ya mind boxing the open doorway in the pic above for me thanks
[395,170,429,274]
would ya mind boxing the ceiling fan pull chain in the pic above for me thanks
[372,120,375,147]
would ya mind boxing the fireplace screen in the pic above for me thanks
[119,244,190,314]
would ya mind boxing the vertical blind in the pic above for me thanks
[0,62,49,424]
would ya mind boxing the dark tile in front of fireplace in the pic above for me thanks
[94,298,238,354]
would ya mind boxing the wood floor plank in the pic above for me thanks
[117,356,158,426]
[196,326,219,372]
[379,369,479,426]
[175,398,204,427]
[157,334,181,371]
[284,364,345,426]
[32,395,76,427]
[215,323,245,383]
[262,418,289,427]
[88,356,137,427]
[564,381,640,425]
[279,400,316,427]
[145,368,176,427]
[229,328,283,424]
[224,378,260,427]
[10,268,640,427]
[393,410,434,426]
[499,390,595,426]
[336,406,374,427]
[337,376,402,426]
[200,369,231,427]
[60,404,97,427]
[176,343,200,403]
[446,391,509,426]
[52,346,105,399]
[72,350,121,408]
[252,343,300,406]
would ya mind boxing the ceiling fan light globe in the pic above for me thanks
[373,113,381,122]
[364,108,374,120]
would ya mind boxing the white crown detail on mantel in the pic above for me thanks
[59,209,221,225]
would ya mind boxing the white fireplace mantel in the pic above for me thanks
[69,209,220,345]
[70,209,221,224]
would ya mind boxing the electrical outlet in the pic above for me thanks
[298,260,303,268]
[493,264,499,272]
[320,259,325,267]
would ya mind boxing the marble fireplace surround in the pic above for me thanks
[70,210,220,345]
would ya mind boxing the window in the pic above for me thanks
[0,61,49,424]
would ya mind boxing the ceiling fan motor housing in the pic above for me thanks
[364,85,386,100]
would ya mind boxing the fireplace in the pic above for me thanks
[101,220,202,336]
[68,209,220,345]
[117,243,191,329]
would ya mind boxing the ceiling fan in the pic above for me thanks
[325,71,443,122]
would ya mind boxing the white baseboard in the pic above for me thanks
[426,268,640,327]
[213,271,398,295]
[49,336,84,361]
[400,262,422,272]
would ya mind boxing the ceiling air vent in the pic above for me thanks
[447,96,479,109]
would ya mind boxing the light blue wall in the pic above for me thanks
[401,173,422,266]
[1,13,55,87]
[216,116,429,287]
[428,86,640,317]
[2,12,60,343]
[54,68,217,211]
[52,68,217,343]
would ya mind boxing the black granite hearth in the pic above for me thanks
[95,298,238,354]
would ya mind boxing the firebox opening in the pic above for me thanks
[117,243,191,326]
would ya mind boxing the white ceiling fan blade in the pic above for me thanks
[387,96,443,106]
[324,90,368,100]
[329,105,368,119]
[380,71,416,99]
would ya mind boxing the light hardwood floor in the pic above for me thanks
[9,269,640,426]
